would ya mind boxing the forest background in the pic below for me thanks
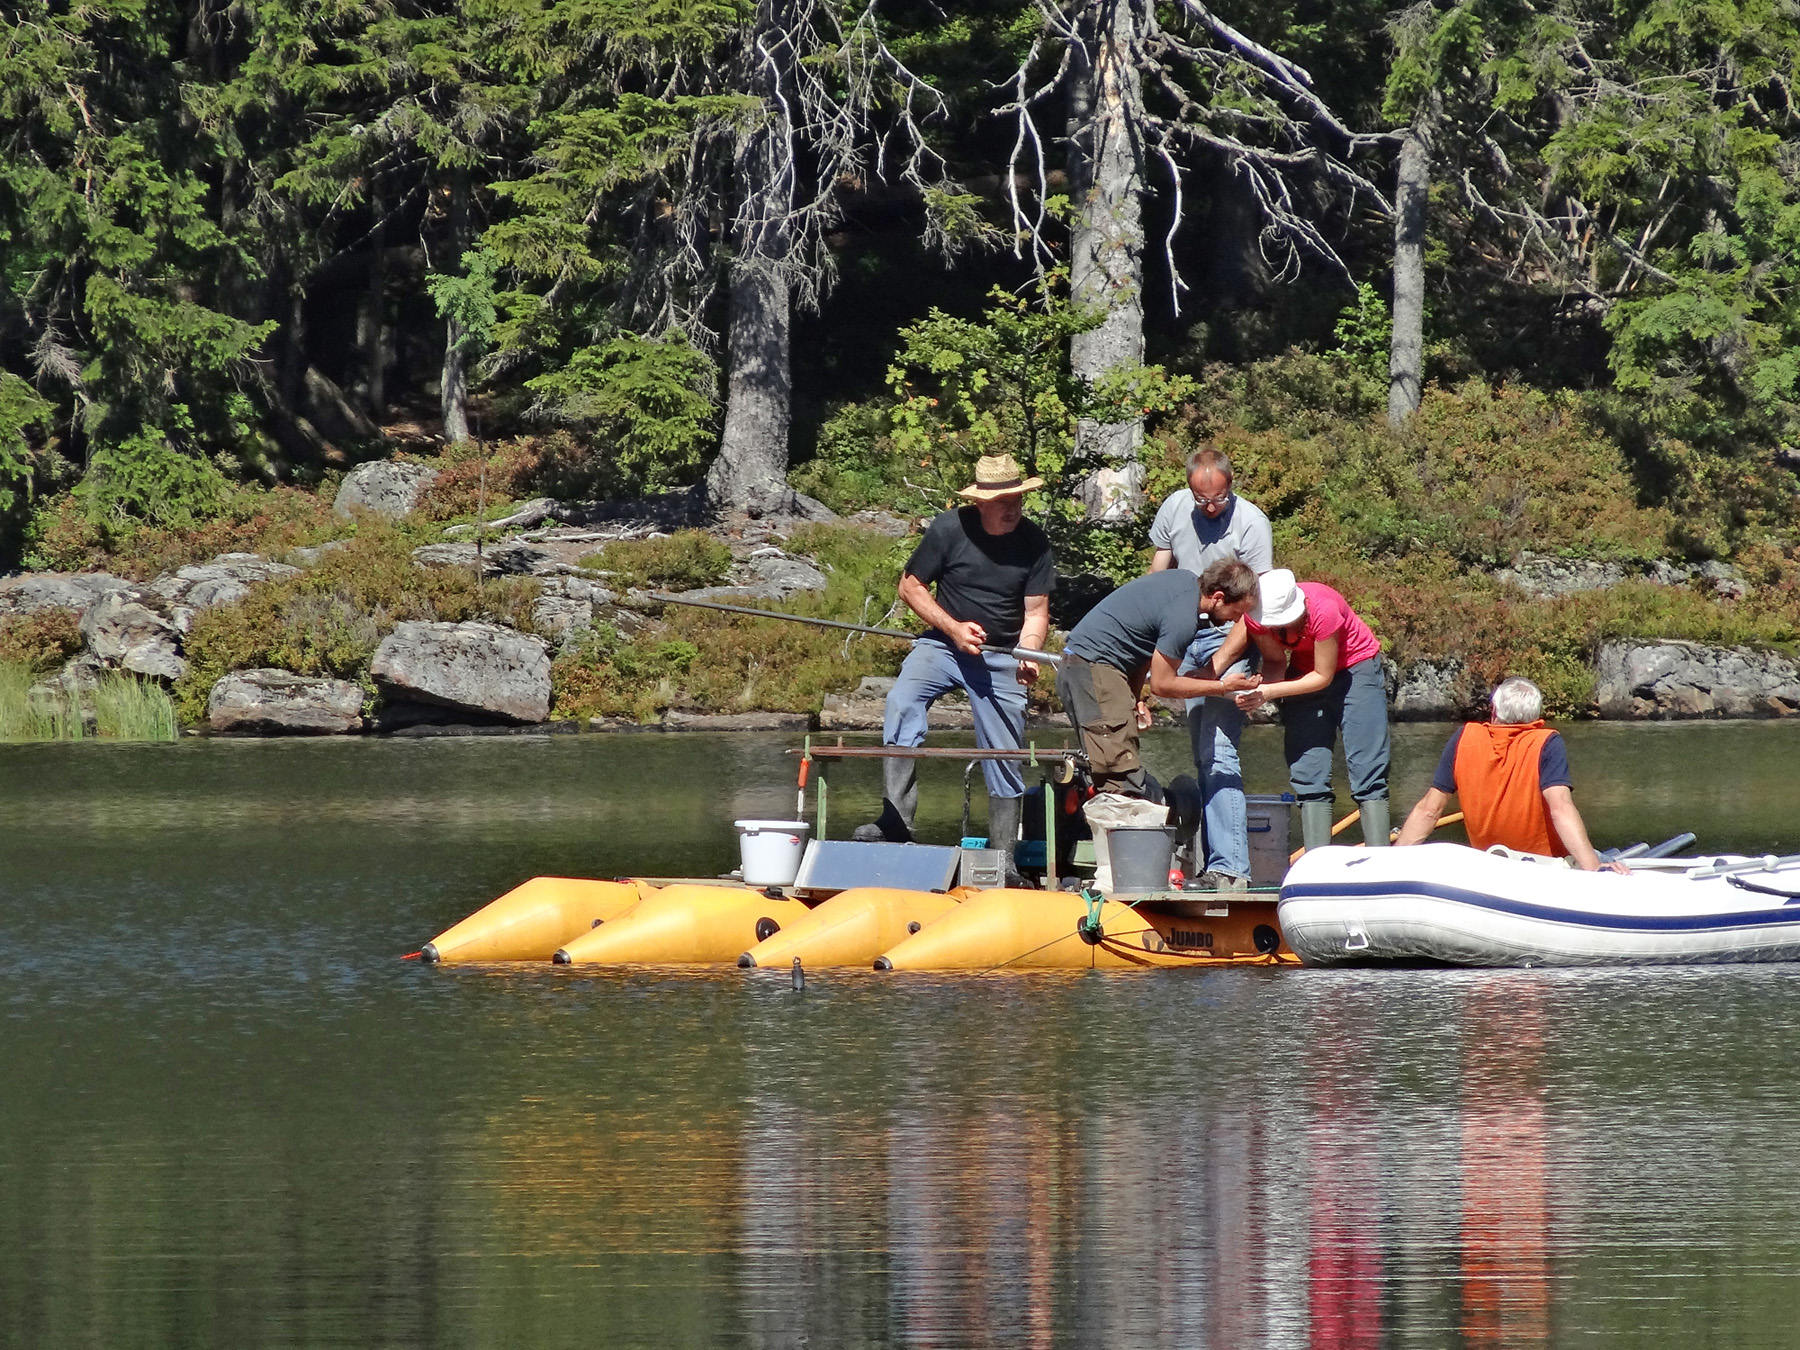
[5,0,1800,724]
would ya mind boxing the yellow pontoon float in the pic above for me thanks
[417,741,1299,971]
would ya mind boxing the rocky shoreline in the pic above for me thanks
[3,461,1796,736]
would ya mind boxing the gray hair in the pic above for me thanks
[1490,677,1543,724]
[1185,446,1233,483]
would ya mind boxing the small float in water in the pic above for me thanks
[417,741,1300,971]
[1280,842,1800,967]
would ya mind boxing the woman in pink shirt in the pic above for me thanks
[1208,570,1391,851]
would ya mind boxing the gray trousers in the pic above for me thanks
[1283,657,1390,803]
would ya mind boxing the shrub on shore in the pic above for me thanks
[0,610,84,674]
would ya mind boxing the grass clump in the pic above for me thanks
[175,523,540,723]
[0,663,83,739]
[93,673,179,741]
[580,531,732,591]
[0,662,178,741]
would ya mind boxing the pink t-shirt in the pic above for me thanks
[1247,582,1381,676]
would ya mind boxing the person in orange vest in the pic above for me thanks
[1394,677,1628,871]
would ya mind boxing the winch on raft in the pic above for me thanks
[414,737,1301,972]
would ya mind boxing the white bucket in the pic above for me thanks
[734,819,811,887]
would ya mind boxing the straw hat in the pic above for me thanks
[1253,569,1307,627]
[957,453,1044,500]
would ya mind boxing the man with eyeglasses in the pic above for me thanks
[1145,446,1273,891]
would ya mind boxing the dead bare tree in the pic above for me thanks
[998,0,1395,516]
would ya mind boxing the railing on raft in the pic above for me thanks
[788,736,1088,872]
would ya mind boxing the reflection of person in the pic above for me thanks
[855,455,1054,881]
[1397,677,1628,872]
[1057,559,1261,797]
[1213,570,1389,851]
[1147,446,1273,889]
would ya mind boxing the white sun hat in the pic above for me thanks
[1253,569,1307,627]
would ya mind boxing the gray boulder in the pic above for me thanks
[1389,657,1475,721]
[0,572,134,617]
[1594,640,1800,718]
[333,460,440,519]
[80,592,186,681]
[411,540,553,575]
[370,620,552,723]
[530,594,593,640]
[150,553,301,613]
[207,669,365,735]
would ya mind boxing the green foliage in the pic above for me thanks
[524,333,718,496]
[1328,283,1393,382]
[886,270,1190,494]
[1172,354,1674,566]
[0,374,53,515]
[580,531,733,590]
[0,662,176,740]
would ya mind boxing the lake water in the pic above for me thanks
[6,722,1800,1348]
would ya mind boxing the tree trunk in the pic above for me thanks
[1388,96,1437,429]
[706,27,799,519]
[1068,0,1146,522]
[440,175,471,445]
[708,255,794,516]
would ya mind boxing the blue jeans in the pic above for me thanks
[1284,657,1390,803]
[1180,625,1255,878]
[883,641,1029,826]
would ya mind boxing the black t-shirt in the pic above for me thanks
[905,507,1055,648]
[1432,725,1573,793]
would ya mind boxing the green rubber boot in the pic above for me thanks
[1359,797,1391,848]
[1301,800,1335,853]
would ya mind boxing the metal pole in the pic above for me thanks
[647,591,1062,666]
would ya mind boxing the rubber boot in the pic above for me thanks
[1301,800,1334,853]
[854,755,918,843]
[987,794,1029,889]
[1359,797,1391,848]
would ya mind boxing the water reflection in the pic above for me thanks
[11,734,1800,1348]
[1460,986,1549,1349]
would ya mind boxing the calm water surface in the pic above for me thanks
[6,723,1800,1348]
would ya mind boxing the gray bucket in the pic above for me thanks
[1108,826,1176,893]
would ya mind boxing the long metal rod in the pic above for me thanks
[648,592,1063,666]
[788,746,1084,762]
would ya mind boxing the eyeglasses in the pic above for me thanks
[1194,492,1232,507]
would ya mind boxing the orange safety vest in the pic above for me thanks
[1452,720,1567,857]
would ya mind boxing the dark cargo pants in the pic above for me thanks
[1056,654,1151,796]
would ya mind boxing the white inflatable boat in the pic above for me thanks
[1279,844,1800,967]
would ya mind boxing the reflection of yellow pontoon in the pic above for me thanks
[418,741,1299,971]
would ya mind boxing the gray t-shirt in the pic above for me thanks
[1065,570,1201,672]
[1148,490,1273,577]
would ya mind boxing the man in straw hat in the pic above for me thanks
[853,454,1055,884]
